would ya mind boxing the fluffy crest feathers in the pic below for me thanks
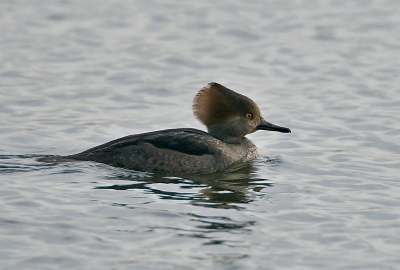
[193,82,261,126]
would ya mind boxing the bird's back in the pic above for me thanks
[64,128,256,174]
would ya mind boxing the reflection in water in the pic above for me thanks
[0,155,278,206]
[1,155,278,234]
[95,160,276,233]
[95,156,280,207]
[0,155,280,212]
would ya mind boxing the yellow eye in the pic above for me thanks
[245,113,252,119]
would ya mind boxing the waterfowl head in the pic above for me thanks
[193,82,291,143]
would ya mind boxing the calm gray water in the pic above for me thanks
[1,0,399,269]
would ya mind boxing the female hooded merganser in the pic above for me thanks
[39,83,290,174]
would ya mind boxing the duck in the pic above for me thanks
[39,82,291,174]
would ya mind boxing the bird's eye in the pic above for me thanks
[245,113,252,119]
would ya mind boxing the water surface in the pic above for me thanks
[1,0,399,269]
